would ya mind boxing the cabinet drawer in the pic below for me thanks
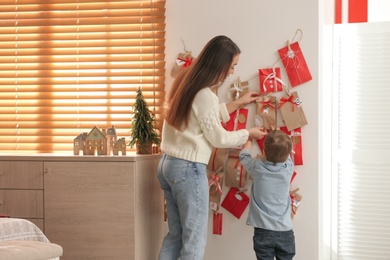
[0,161,43,189]
[0,190,43,218]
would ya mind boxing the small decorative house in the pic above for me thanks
[113,137,127,155]
[85,126,107,155]
[105,125,117,155]
[73,132,87,155]
[73,125,121,156]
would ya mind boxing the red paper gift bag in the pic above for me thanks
[278,41,312,87]
[280,126,303,165]
[221,187,249,219]
[258,67,283,94]
[213,212,223,235]
[224,108,248,131]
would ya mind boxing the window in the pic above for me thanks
[324,21,390,259]
[0,0,166,153]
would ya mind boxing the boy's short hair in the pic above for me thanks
[263,130,292,164]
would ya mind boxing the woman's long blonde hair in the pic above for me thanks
[165,35,241,131]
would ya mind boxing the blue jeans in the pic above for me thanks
[253,228,295,260]
[157,153,209,260]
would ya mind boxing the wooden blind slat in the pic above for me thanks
[0,0,166,153]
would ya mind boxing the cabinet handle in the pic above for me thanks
[0,201,3,206]
[44,168,48,174]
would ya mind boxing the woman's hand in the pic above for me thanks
[248,127,268,140]
[239,92,260,107]
[226,91,260,113]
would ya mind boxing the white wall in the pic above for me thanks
[164,1,319,259]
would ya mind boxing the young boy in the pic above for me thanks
[239,130,295,260]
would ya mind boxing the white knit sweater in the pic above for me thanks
[161,87,249,164]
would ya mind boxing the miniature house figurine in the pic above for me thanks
[113,137,126,156]
[105,125,117,155]
[73,125,120,156]
[73,132,87,155]
[85,126,107,155]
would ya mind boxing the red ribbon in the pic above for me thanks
[290,193,297,215]
[278,95,295,111]
[231,156,244,187]
[260,99,276,111]
[178,57,192,68]
[208,172,223,195]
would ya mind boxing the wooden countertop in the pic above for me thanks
[0,153,161,162]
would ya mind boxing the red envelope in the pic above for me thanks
[278,41,312,87]
[221,187,249,219]
[280,126,303,165]
[213,212,223,235]
[224,108,248,131]
[256,138,265,153]
[258,67,283,94]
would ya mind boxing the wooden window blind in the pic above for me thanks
[0,0,166,154]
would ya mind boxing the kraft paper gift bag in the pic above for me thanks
[207,148,227,172]
[278,91,308,131]
[230,78,249,100]
[278,41,312,87]
[170,52,193,78]
[290,188,302,219]
[258,67,283,94]
[213,212,223,235]
[224,108,248,131]
[224,149,247,188]
[280,126,303,165]
[221,187,250,219]
[208,166,224,212]
[255,95,277,131]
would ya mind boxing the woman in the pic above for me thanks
[158,35,266,260]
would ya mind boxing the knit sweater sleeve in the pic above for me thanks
[194,88,249,148]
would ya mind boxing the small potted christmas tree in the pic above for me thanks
[128,87,161,154]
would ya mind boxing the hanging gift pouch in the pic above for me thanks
[255,95,277,131]
[224,108,248,132]
[170,52,193,78]
[278,91,308,131]
[208,166,224,212]
[221,187,250,219]
[280,126,303,165]
[277,29,312,87]
[224,149,248,188]
[290,188,302,219]
[258,67,283,94]
[213,212,223,235]
[230,78,249,100]
[207,148,227,172]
